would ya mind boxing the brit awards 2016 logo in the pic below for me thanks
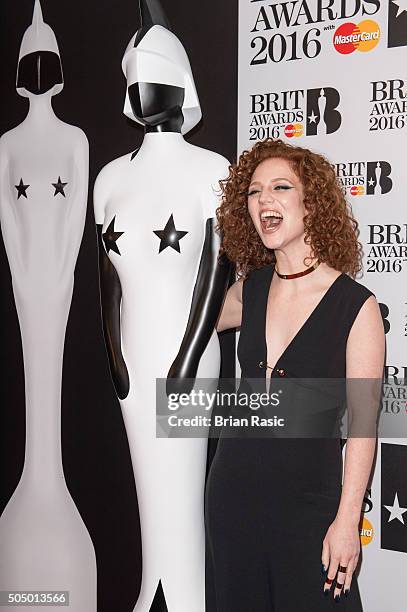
[335,160,392,195]
[382,364,407,416]
[306,88,341,135]
[249,87,341,140]
[379,303,391,333]
[248,0,381,64]
[381,443,407,554]
[362,489,374,513]
[369,78,407,131]
[388,0,407,48]
[385,365,407,382]
[366,224,407,273]
[360,489,374,546]
[383,365,407,415]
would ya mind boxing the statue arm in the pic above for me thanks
[93,170,129,400]
[62,130,89,273]
[166,216,232,395]
[0,136,21,278]
[95,224,130,400]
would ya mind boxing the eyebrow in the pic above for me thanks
[249,177,294,186]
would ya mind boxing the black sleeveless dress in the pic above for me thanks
[205,263,374,612]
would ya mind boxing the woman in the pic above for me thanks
[205,138,385,611]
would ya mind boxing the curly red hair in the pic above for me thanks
[216,138,363,280]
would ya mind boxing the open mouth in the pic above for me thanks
[260,209,283,232]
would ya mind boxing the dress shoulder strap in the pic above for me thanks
[336,274,376,331]
[242,264,271,304]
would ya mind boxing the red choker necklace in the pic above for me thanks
[275,260,320,279]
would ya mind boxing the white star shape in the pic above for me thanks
[392,0,407,18]
[383,492,407,524]
[368,178,375,186]
[308,110,318,124]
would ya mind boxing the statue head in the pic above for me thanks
[16,0,63,98]
[121,0,201,134]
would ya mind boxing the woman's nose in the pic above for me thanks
[259,188,275,206]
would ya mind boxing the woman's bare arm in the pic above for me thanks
[322,294,385,599]
[216,278,244,332]
[338,294,385,522]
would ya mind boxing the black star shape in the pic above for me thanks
[102,216,124,256]
[52,176,68,197]
[153,214,188,253]
[15,178,29,199]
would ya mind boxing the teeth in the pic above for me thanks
[260,210,283,220]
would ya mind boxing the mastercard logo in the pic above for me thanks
[350,185,365,196]
[284,123,303,138]
[333,20,381,54]
[360,516,374,546]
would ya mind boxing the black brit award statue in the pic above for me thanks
[0,2,96,610]
[93,0,232,610]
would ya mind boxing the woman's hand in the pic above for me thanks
[321,514,361,601]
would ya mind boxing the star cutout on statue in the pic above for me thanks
[52,176,68,197]
[308,110,318,124]
[130,147,140,161]
[102,216,125,255]
[391,0,407,18]
[368,178,375,186]
[153,213,188,253]
[15,178,30,199]
[383,492,407,524]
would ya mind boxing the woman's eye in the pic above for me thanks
[247,189,260,196]
[275,185,291,190]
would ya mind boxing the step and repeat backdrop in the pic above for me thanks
[237,0,406,609]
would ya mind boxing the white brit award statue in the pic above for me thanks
[93,0,232,610]
[0,2,96,610]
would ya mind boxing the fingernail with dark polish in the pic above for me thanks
[344,589,349,597]
[322,563,326,573]
[335,594,340,603]
[323,588,329,596]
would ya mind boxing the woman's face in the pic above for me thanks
[247,157,306,252]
